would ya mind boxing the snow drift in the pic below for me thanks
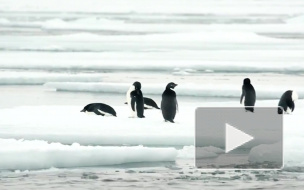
[286,15,304,24]
[0,100,303,170]
[1,51,304,73]
[0,105,194,146]
[178,146,224,159]
[0,139,177,170]
[248,142,283,164]
[0,72,103,85]
[44,82,304,99]
[1,0,304,15]
[1,30,293,52]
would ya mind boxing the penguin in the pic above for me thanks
[161,82,178,123]
[278,90,298,114]
[81,103,117,117]
[143,97,160,109]
[240,78,256,112]
[127,81,145,118]
[124,97,160,110]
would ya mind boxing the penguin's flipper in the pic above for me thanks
[144,97,160,109]
[151,102,160,109]
[131,96,136,112]
[245,107,254,113]
[168,119,175,123]
[93,110,105,116]
[287,99,295,112]
[240,89,245,104]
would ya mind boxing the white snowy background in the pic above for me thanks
[0,0,304,189]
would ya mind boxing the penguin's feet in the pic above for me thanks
[164,119,174,123]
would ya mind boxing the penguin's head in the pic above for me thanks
[243,78,251,85]
[166,82,178,89]
[133,81,141,90]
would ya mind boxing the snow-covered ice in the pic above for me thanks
[1,51,304,73]
[178,146,225,159]
[0,105,194,146]
[0,71,103,85]
[1,0,304,14]
[286,15,304,24]
[0,139,177,170]
[249,142,283,164]
[44,82,304,99]
[0,100,303,170]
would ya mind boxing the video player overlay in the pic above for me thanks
[195,107,283,169]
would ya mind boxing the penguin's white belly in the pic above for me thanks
[292,91,299,101]
[128,100,136,117]
[127,90,137,117]
[241,96,245,105]
[84,111,96,115]
[126,87,132,104]
[134,102,137,115]
[286,107,292,114]
[97,109,112,116]
[144,104,153,109]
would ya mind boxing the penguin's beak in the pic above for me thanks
[80,109,85,112]
[174,84,178,87]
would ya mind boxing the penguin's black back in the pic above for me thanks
[82,103,117,116]
[278,90,294,114]
[131,90,145,118]
[144,97,160,109]
[240,81,256,113]
[242,84,256,106]
[161,89,177,122]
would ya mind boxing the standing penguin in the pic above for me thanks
[127,81,145,118]
[278,90,298,114]
[240,78,256,112]
[161,82,178,123]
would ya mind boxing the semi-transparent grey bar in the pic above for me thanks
[195,107,283,170]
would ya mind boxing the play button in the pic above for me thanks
[195,107,283,169]
[225,123,254,153]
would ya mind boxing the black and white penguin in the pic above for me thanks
[278,90,298,114]
[81,103,117,116]
[240,78,256,112]
[143,97,160,109]
[127,81,145,118]
[161,82,178,123]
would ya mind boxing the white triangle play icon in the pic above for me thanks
[225,123,254,153]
